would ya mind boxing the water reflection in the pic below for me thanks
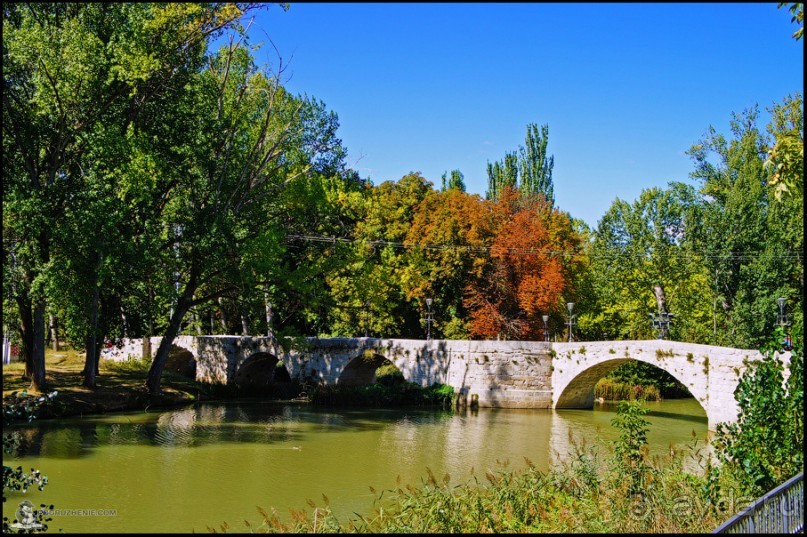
[3,399,710,533]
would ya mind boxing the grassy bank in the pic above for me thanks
[2,348,201,421]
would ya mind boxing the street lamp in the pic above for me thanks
[776,297,792,350]
[542,314,550,342]
[425,298,434,340]
[363,300,370,338]
[649,311,675,340]
[565,302,576,342]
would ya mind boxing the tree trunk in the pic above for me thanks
[241,310,249,336]
[264,289,274,338]
[49,314,60,351]
[30,298,48,392]
[194,310,203,335]
[16,293,34,380]
[83,256,102,389]
[218,297,228,333]
[120,306,129,339]
[143,287,153,360]
[146,269,199,394]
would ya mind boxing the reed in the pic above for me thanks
[594,377,661,401]
[228,427,740,533]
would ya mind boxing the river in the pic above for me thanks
[2,398,709,533]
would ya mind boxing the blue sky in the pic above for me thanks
[240,3,803,228]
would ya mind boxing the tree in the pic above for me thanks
[2,3,258,392]
[441,169,466,192]
[143,41,346,393]
[465,187,579,340]
[486,123,554,204]
[764,92,803,202]
[582,184,712,342]
[404,187,495,338]
[686,102,803,348]
[779,2,804,40]
[325,172,432,338]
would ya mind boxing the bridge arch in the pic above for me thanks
[233,352,290,388]
[165,344,197,379]
[555,357,702,413]
[337,351,405,387]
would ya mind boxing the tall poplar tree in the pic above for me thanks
[486,123,554,204]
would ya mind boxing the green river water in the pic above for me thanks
[2,398,709,533]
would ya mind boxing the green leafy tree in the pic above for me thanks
[144,41,345,393]
[325,172,432,338]
[779,2,804,40]
[686,102,803,348]
[486,123,554,204]
[440,169,466,192]
[2,3,257,392]
[711,332,803,496]
[582,184,711,342]
[764,92,803,202]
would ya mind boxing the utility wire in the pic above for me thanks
[285,233,803,261]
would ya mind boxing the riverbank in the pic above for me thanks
[2,349,200,421]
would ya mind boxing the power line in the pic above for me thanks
[285,233,803,261]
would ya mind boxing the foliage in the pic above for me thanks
[686,102,803,349]
[465,187,582,340]
[594,378,660,401]
[711,330,803,496]
[486,123,554,204]
[610,400,653,496]
[2,391,59,427]
[310,382,454,409]
[3,391,58,533]
[440,169,466,192]
[602,361,689,398]
[779,2,804,40]
[764,92,803,202]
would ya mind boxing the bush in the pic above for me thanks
[710,330,803,496]
[3,391,57,533]
[309,382,454,409]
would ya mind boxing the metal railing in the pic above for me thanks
[714,472,803,533]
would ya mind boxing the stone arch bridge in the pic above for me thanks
[111,336,778,430]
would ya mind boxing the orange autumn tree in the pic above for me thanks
[403,188,496,338]
[465,187,578,340]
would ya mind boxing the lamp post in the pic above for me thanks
[425,298,434,340]
[565,303,576,342]
[776,297,792,350]
[542,314,550,342]
[363,300,370,338]
[649,311,674,340]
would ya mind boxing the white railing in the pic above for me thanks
[714,472,804,533]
